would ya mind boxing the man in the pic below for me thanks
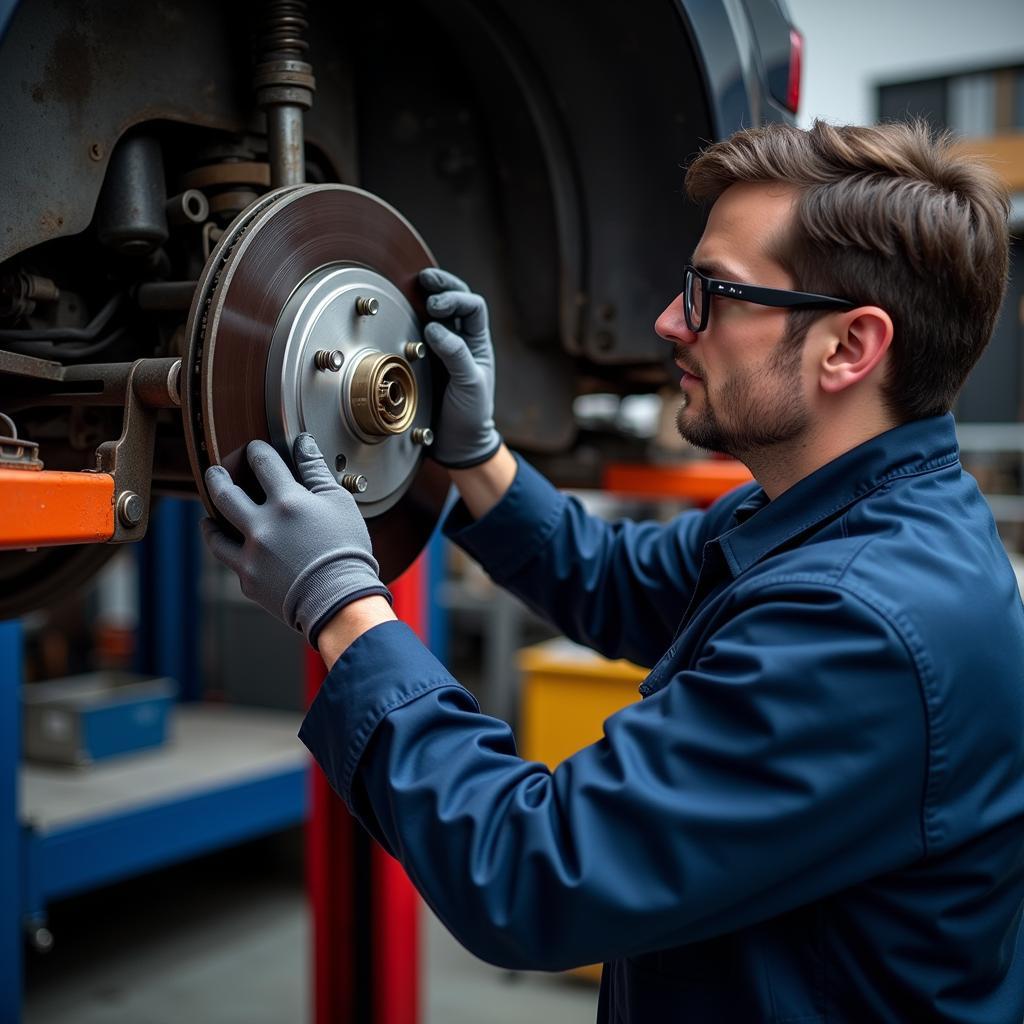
[202,120,1024,1021]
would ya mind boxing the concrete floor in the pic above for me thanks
[23,828,597,1024]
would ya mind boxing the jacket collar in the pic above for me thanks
[716,414,960,578]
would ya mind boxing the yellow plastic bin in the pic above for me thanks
[519,637,646,767]
[517,637,647,983]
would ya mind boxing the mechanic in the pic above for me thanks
[201,119,1024,1022]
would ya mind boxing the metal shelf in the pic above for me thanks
[20,704,308,921]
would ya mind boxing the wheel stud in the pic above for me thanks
[314,349,344,371]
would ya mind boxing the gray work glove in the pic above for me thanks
[419,267,502,468]
[201,433,391,648]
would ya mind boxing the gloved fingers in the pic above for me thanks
[293,432,340,495]
[425,290,489,338]
[246,440,297,500]
[205,464,257,533]
[418,267,470,295]
[423,321,479,385]
[200,517,244,575]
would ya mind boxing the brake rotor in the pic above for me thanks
[183,184,450,583]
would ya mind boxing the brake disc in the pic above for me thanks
[183,183,450,583]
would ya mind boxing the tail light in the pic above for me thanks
[786,28,803,114]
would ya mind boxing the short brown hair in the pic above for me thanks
[685,120,1011,422]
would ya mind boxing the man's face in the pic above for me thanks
[655,182,812,460]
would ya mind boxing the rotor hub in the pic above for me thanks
[266,263,432,517]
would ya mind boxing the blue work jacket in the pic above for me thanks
[300,413,1024,1022]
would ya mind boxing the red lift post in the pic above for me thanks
[306,556,425,1024]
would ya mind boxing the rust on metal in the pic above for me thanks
[0,467,115,548]
[93,359,166,541]
[0,349,65,381]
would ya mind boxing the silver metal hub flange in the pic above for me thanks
[265,264,433,517]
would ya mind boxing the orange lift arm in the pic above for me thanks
[0,469,115,548]
[602,459,753,503]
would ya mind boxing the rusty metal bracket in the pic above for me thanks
[94,357,181,542]
[0,353,181,543]
[0,349,65,381]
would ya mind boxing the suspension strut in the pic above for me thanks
[252,0,316,187]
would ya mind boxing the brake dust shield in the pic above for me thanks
[183,184,450,583]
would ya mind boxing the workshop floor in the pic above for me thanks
[23,828,598,1024]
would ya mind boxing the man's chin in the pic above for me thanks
[675,403,724,454]
[677,431,726,455]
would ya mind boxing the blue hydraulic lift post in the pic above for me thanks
[427,528,448,665]
[158,498,202,703]
[136,498,203,701]
[1,618,22,1022]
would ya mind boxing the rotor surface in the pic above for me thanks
[183,184,449,583]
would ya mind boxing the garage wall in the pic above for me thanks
[784,0,1024,128]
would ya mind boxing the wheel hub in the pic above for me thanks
[265,263,432,518]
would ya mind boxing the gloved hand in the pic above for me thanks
[201,433,391,648]
[418,267,502,468]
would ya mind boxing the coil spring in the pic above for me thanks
[255,0,309,61]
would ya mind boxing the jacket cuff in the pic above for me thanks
[298,620,471,805]
[442,453,567,581]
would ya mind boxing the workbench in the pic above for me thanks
[20,704,307,932]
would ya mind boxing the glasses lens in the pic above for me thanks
[685,269,703,332]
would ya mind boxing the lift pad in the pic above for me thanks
[0,469,115,549]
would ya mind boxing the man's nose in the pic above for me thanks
[654,293,697,345]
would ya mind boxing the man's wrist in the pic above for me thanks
[434,432,502,470]
[317,594,397,668]
[447,443,518,520]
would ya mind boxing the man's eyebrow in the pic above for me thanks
[690,256,747,281]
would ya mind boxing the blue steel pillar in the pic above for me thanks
[136,498,203,701]
[1,618,22,1022]
[427,528,449,665]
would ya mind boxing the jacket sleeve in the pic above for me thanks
[443,454,750,667]
[299,581,928,972]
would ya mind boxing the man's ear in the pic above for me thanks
[819,307,893,395]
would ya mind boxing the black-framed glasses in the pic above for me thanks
[683,264,855,334]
